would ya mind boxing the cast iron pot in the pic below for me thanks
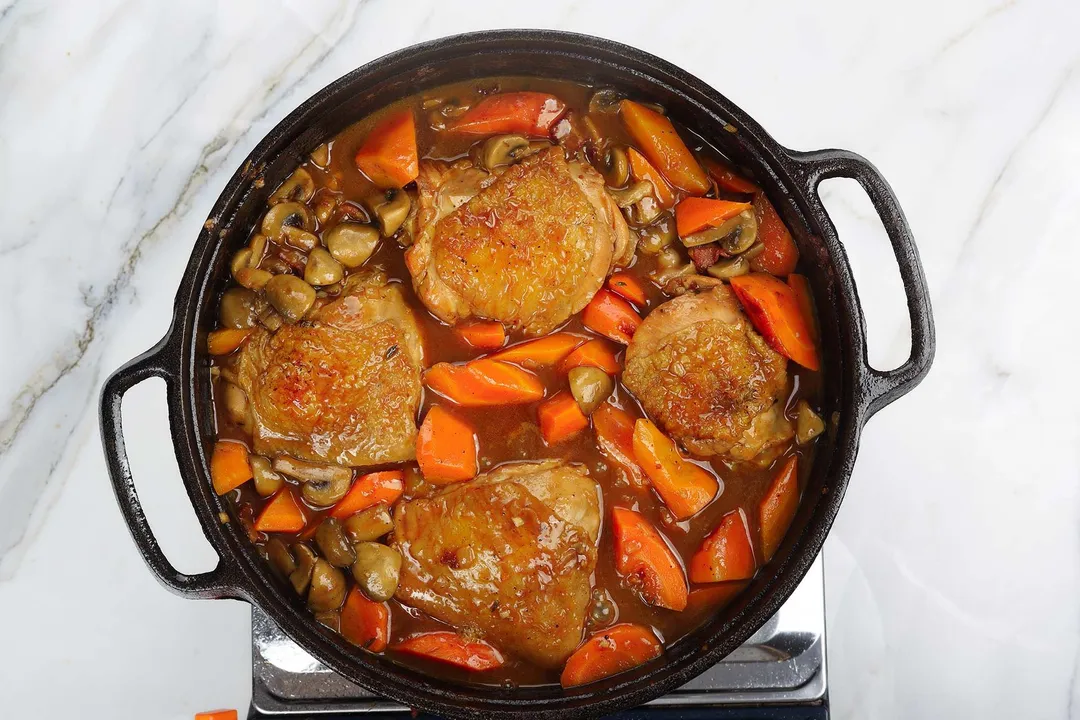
[100,30,934,719]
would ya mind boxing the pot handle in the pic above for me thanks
[100,333,242,599]
[783,148,935,417]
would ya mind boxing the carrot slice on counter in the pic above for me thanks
[537,392,590,444]
[491,333,585,368]
[729,273,819,371]
[620,100,710,195]
[582,289,642,345]
[341,587,391,652]
[424,359,545,407]
[685,582,748,617]
[632,419,719,520]
[450,92,567,137]
[560,624,662,688]
[750,193,799,276]
[454,320,506,351]
[330,470,404,520]
[612,507,688,611]
[353,109,419,189]
[759,456,800,562]
[195,711,238,720]
[593,403,646,488]
[627,147,676,209]
[416,406,477,484]
[674,197,752,238]
[561,338,621,375]
[210,440,252,495]
[704,158,760,195]
[393,631,505,671]
[207,328,252,355]
[787,274,819,347]
[255,489,306,534]
[607,272,649,307]
[689,508,756,583]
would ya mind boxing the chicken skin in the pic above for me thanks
[392,460,600,668]
[235,271,424,467]
[405,147,633,336]
[623,277,792,460]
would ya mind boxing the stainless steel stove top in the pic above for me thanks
[250,555,825,716]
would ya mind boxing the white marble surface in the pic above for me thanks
[1,0,1078,717]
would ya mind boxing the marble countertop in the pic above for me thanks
[1,0,1078,718]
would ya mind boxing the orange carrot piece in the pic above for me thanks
[424,359,545,407]
[393,632,505,671]
[593,403,647,489]
[632,419,718,520]
[620,100,710,195]
[195,711,238,720]
[210,440,252,495]
[560,624,662,688]
[491,333,585,368]
[729,274,820,371]
[786,274,819,347]
[607,272,649,307]
[612,507,688,611]
[416,406,478,484]
[255,489,306,534]
[674,197,752,238]
[689,509,756,583]
[561,338,621,375]
[685,582,747,617]
[704,158,760,195]
[353,109,419,189]
[750,193,799,276]
[627,147,676,209]
[341,587,391,652]
[582,289,642,345]
[450,92,567,137]
[454,321,506,351]
[207,328,252,355]
[537,392,590,444]
[759,456,799,562]
[330,470,404,520]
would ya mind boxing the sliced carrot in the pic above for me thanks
[704,158,760,195]
[330,470,404,520]
[729,273,819,371]
[620,100,710,195]
[207,328,252,355]
[393,631,504,671]
[760,456,799,562]
[341,586,391,652]
[491,333,585,368]
[454,321,506,351]
[195,711,238,720]
[674,197,752,238]
[561,338,621,375]
[416,406,478,484]
[593,403,646,489]
[424,359,545,407]
[689,508,756,583]
[612,507,688,611]
[560,624,662,688]
[537,392,590,444]
[582,289,641,345]
[685,582,747,617]
[210,440,252,495]
[750,193,799,276]
[450,92,567,137]
[787,273,819,347]
[607,272,649,307]
[255,489,306,534]
[627,147,676,209]
[632,419,718,520]
[353,109,418,189]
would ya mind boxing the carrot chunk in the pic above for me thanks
[704,158,760,195]
[330,470,404,520]
[582,289,642,345]
[450,92,567,136]
[750,193,799,276]
[207,328,252,355]
[416,406,478,484]
[424,359,545,407]
[454,321,506,351]
[786,273,819,347]
[729,273,820,371]
[607,272,649,307]
[612,507,688,611]
[537,392,590,444]
[210,440,252,495]
[627,147,676,209]
[560,624,662,688]
[195,711,238,720]
[353,109,419,189]
[674,197,752,238]
[620,100,710,195]
[689,508,756,583]
[393,631,504,671]
[593,403,646,489]
[255,489,306,534]
[632,419,718,520]
[341,587,391,652]
[759,456,799,562]
[560,338,621,375]
[492,333,585,368]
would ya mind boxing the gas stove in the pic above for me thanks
[248,555,827,719]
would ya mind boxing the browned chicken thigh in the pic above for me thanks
[392,460,600,668]
[235,270,424,467]
[405,147,633,336]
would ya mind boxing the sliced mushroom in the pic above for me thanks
[316,518,356,568]
[264,275,316,323]
[609,181,652,209]
[261,201,314,241]
[302,473,352,508]
[307,558,346,612]
[638,219,677,255]
[588,88,623,114]
[324,222,379,269]
[272,455,353,485]
[221,382,250,429]
[343,504,394,543]
[599,146,630,187]
[366,190,411,238]
[304,248,344,287]
[231,249,253,275]
[257,305,284,332]
[266,538,296,577]
[219,288,260,329]
[706,255,750,280]
[681,209,758,254]
[313,192,340,225]
[568,367,614,415]
[281,225,319,252]
[480,134,531,171]
[251,455,284,497]
[270,168,316,205]
[248,233,268,267]
[289,543,317,595]
[352,543,402,603]
[310,143,330,168]
[627,195,664,225]
[796,400,825,444]
[234,267,273,290]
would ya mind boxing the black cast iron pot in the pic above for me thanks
[100,30,934,719]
